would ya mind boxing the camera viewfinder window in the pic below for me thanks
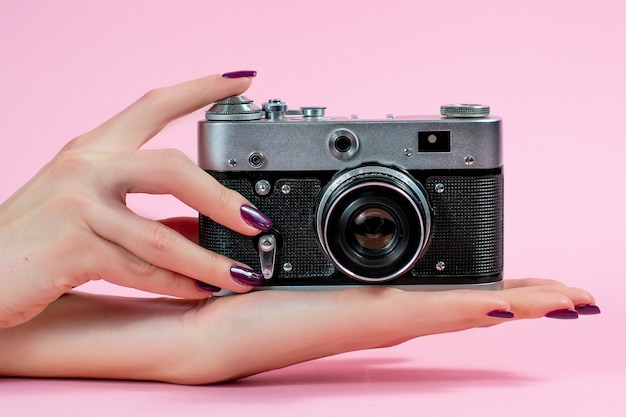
[418,131,451,152]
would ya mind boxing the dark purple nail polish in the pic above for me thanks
[241,205,273,231]
[575,304,601,315]
[222,70,257,79]
[230,266,264,287]
[195,280,221,292]
[487,310,515,319]
[545,309,579,320]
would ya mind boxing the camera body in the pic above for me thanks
[198,96,503,290]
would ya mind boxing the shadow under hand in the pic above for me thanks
[0,357,544,406]
[216,356,544,399]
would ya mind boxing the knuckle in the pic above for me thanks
[60,135,88,151]
[146,223,176,253]
[161,148,191,169]
[552,293,575,308]
[138,87,166,106]
[214,183,238,211]
[46,149,93,177]
[164,272,196,297]
[541,279,566,287]
[526,277,565,287]
[45,186,99,223]
[127,254,159,278]
[152,148,193,179]
[0,302,27,329]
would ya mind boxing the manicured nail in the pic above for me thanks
[575,304,601,315]
[241,205,273,231]
[545,309,579,320]
[487,310,515,319]
[230,265,264,287]
[195,280,221,292]
[222,70,257,79]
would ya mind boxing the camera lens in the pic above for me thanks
[316,166,432,282]
[351,207,395,252]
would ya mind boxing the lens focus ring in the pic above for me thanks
[315,165,432,282]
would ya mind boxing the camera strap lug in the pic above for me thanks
[258,234,277,279]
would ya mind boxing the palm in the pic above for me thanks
[180,278,593,383]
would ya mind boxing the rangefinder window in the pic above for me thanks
[418,131,451,152]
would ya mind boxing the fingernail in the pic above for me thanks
[230,265,264,287]
[575,304,601,315]
[545,309,579,319]
[195,280,221,292]
[222,70,257,79]
[241,205,273,231]
[487,310,515,319]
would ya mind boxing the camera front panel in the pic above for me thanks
[199,169,503,288]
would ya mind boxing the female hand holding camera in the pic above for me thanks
[0,73,272,329]
[0,73,599,384]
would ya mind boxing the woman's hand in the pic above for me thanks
[0,73,599,384]
[0,278,599,384]
[0,72,272,329]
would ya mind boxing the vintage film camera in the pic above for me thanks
[198,96,503,290]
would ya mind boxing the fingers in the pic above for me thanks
[501,280,598,319]
[360,288,509,336]
[53,73,269,298]
[324,281,597,343]
[84,237,212,299]
[78,74,253,152]
[85,203,262,294]
[109,149,266,236]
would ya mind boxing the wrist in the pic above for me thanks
[0,291,196,382]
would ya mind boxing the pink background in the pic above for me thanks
[1,0,624,415]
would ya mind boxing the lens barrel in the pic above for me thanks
[316,166,432,282]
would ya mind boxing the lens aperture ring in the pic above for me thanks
[316,165,432,282]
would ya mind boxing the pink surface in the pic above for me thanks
[1,0,624,416]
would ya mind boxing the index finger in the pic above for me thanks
[80,72,254,151]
